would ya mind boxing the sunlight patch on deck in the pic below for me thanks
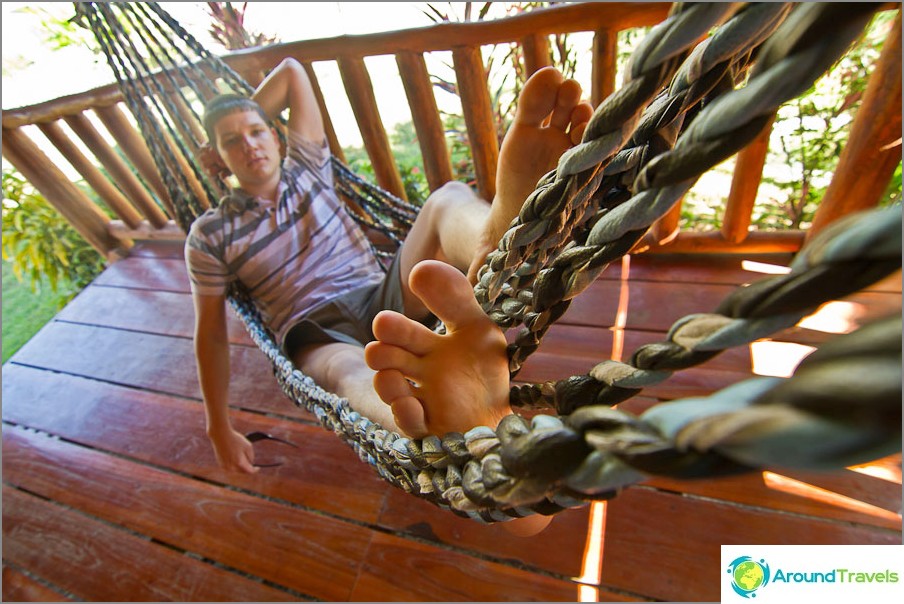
[576,501,608,602]
[763,471,902,522]
[798,300,866,334]
[749,341,815,377]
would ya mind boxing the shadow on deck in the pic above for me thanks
[3,240,901,602]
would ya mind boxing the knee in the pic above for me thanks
[422,181,482,224]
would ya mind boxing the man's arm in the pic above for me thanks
[251,57,325,144]
[193,292,258,473]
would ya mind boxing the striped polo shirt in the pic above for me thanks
[185,132,385,346]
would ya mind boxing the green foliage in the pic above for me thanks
[19,4,99,52]
[205,2,280,50]
[1,169,106,301]
[683,10,901,232]
[344,121,432,205]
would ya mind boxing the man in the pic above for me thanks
[186,57,591,483]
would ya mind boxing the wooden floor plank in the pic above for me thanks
[598,485,902,602]
[2,364,389,525]
[641,465,902,531]
[1,565,72,603]
[3,425,373,601]
[8,321,309,421]
[93,256,192,292]
[128,239,187,259]
[58,284,255,346]
[377,487,591,578]
[3,486,302,602]
[350,532,617,602]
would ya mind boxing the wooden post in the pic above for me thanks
[721,114,775,244]
[1,127,125,257]
[807,10,903,239]
[303,62,346,164]
[452,46,499,202]
[93,103,176,219]
[650,195,684,245]
[159,126,212,213]
[63,113,169,228]
[167,91,207,152]
[521,34,551,77]
[337,56,407,201]
[592,28,618,107]
[37,120,144,230]
[396,51,453,192]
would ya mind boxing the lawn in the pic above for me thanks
[1,260,72,363]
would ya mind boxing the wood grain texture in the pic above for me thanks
[2,364,387,524]
[3,426,373,601]
[3,487,301,602]
[1,566,71,603]
[599,485,902,601]
[377,486,591,578]
[350,532,610,602]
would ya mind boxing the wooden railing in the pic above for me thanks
[1,3,900,261]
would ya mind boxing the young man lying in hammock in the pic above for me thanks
[187,57,591,530]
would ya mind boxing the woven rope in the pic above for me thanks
[81,1,900,523]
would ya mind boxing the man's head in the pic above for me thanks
[202,94,269,144]
[202,93,281,191]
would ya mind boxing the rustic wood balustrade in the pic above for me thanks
[1,2,900,262]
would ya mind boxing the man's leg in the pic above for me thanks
[292,341,400,431]
[366,66,593,435]
[397,67,594,318]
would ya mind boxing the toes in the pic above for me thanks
[407,260,486,333]
[364,341,423,380]
[514,66,564,127]
[373,368,416,403]
[389,396,429,438]
[549,79,583,131]
[371,309,436,355]
[569,102,594,144]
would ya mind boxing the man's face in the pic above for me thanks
[213,109,281,188]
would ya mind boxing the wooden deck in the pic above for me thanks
[3,240,901,602]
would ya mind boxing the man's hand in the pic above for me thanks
[208,425,259,474]
[199,143,231,180]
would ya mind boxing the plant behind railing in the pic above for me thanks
[1,168,106,297]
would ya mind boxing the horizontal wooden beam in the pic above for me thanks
[636,229,806,255]
[107,219,186,242]
[1,3,670,128]
[220,3,671,72]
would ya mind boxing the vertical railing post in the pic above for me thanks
[337,56,407,201]
[396,51,453,192]
[452,46,499,203]
[808,10,902,239]
[721,115,775,244]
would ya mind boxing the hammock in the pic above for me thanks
[75,1,901,523]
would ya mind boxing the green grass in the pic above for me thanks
[2,260,72,364]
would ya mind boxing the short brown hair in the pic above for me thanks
[202,93,269,144]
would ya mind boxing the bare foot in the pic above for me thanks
[467,67,594,284]
[364,260,511,438]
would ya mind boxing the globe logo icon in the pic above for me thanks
[727,556,770,598]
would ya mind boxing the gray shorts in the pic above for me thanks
[282,249,436,356]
